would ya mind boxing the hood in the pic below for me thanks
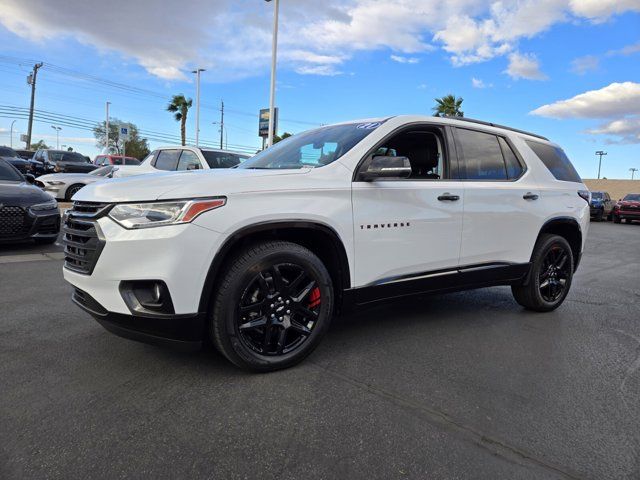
[38,172,92,182]
[618,200,640,207]
[0,180,55,206]
[74,168,312,202]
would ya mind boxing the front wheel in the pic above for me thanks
[210,241,334,372]
[65,184,85,201]
[511,234,574,312]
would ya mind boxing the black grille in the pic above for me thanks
[0,206,28,238]
[63,201,110,274]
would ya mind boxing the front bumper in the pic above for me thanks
[72,288,205,351]
[0,207,60,242]
[616,210,640,220]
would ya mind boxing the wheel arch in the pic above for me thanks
[197,220,352,316]
[536,217,582,272]
[65,183,86,201]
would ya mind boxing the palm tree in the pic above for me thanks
[167,94,193,145]
[432,94,464,117]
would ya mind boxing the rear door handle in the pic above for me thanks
[523,192,539,200]
[437,193,460,201]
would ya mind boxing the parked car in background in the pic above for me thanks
[35,165,116,201]
[0,146,33,174]
[112,146,249,178]
[63,115,589,371]
[0,158,60,244]
[29,149,98,175]
[94,155,141,166]
[612,193,640,224]
[589,191,614,221]
[15,149,35,160]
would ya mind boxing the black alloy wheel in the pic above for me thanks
[538,244,571,302]
[210,241,334,371]
[237,263,322,356]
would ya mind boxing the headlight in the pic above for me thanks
[30,200,58,211]
[108,198,226,229]
[45,181,65,186]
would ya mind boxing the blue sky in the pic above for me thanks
[0,0,638,179]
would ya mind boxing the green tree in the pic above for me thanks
[166,94,192,146]
[273,132,292,144]
[93,119,150,160]
[432,94,464,117]
[29,139,49,150]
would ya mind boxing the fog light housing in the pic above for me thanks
[119,280,175,316]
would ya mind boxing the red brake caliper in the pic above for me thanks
[308,287,321,309]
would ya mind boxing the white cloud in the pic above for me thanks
[587,116,640,144]
[505,52,547,80]
[471,77,491,88]
[607,42,640,56]
[390,55,419,64]
[417,83,428,90]
[570,55,599,75]
[0,0,638,80]
[531,82,640,118]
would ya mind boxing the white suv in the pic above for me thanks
[112,146,250,178]
[62,116,589,371]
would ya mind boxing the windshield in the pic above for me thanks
[0,146,18,158]
[49,151,86,163]
[623,194,640,201]
[238,122,383,170]
[591,192,603,199]
[89,166,114,177]
[0,159,23,181]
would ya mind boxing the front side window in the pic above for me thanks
[154,150,180,171]
[456,128,507,180]
[177,150,202,170]
[125,158,140,165]
[525,140,581,183]
[200,151,241,169]
[238,122,383,170]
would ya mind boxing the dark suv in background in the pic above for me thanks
[0,146,33,174]
[589,191,614,221]
[29,149,97,176]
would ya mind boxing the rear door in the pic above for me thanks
[454,128,544,266]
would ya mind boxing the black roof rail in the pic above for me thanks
[443,116,549,141]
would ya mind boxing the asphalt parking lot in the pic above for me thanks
[1,221,639,479]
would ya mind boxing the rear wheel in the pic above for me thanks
[65,184,85,201]
[511,234,574,312]
[613,214,621,224]
[210,241,334,372]
[595,209,604,222]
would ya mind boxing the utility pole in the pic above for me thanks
[192,68,205,146]
[26,62,43,149]
[105,101,111,153]
[51,125,61,149]
[265,0,280,148]
[220,100,224,149]
[630,168,638,180]
[595,150,607,179]
[10,120,16,148]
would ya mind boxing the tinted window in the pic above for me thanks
[0,159,23,181]
[623,194,640,201]
[457,129,507,180]
[113,157,124,165]
[154,150,180,171]
[525,140,581,183]
[177,150,202,170]
[498,137,524,179]
[0,146,18,157]
[201,151,241,169]
[49,151,86,163]
[125,158,140,165]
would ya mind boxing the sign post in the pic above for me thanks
[119,126,129,157]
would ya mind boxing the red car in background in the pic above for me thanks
[94,155,141,166]
[612,193,640,224]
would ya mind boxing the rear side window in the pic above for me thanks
[125,158,140,165]
[525,140,581,183]
[498,137,524,179]
[456,128,507,180]
[153,150,180,171]
[201,151,241,169]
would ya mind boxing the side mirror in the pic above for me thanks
[24,173,35,184]
[360,156,412,181]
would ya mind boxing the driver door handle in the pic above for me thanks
[437,193,460,201]
[523,192,539,200]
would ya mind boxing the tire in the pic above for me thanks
[65,184,85,201]
[511,234,574,312]
[595,209,604,222]
[613,215,621,224]
[34,237,57,245]
[210,241,334,372]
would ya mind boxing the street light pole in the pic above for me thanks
[105,101,111,153]
[192,68,205,146]
[10,120,16,148]
[51,125,61,149]
[595,150,607,179]
[630,168,638,180]
[265,0,280,148]
[26,62,43,149]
